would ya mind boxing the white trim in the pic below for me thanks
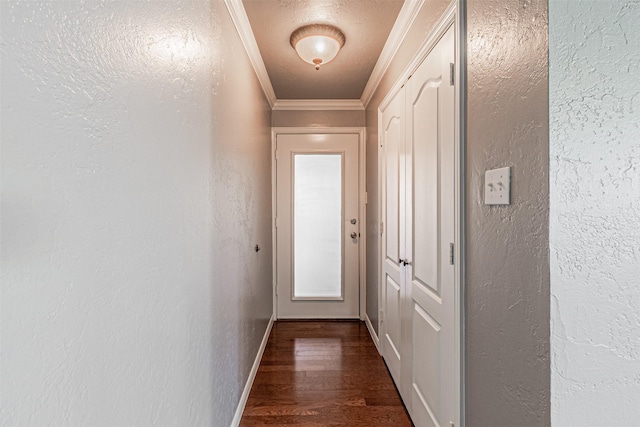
[377,108,384,356]
[271,131,278,320]
[223,0,277,107]
[230,314,275,427]
[365,313,381,354]
[273,99,364,111]
[271,127,367,321]
[454,1,466,425]
[378,2,457,113]
[359,128,368,322]
[360,0,426,107]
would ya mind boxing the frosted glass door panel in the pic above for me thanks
[293,154,343,298]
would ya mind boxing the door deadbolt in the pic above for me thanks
[350,218,357,224]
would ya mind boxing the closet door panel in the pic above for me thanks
[380,88,406,388]
[411,83,440,297]
[406,25,456,427]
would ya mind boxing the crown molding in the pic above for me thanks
[223,0,277,108]
[360,0,426,108]
[273,99,365,111]
[224,0,425,111]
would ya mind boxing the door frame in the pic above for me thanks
[377,2,465,425]
[271,127,367,321]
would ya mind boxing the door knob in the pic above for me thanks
[350,232,358,239]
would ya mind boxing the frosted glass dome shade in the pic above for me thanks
[290,24,345,70]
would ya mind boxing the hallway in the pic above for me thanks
[240,321,412,426]
[2,0,638,425]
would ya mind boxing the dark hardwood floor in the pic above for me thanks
[240,321,413,426]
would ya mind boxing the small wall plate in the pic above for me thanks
[484,166,511,205]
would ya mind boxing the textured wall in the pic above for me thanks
[272,110,365,128]
[465,0,550,426]
[0,1,272,426]
[549,1,640,425]
[365,0,450,335]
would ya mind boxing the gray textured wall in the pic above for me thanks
[549,1,640,425]
[0,1,273,425]
[272,109,365,128]
[465,0,550,426]
[210,2,274,424]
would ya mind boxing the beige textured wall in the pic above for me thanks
[0,1,273,425]
[465,0,550,425]
[272,110,365,128]
[365,0,450,334]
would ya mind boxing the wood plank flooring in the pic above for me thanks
[240,321,413,426]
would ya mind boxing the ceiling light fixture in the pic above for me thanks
[290,24,346,71]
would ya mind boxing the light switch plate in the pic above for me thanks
[484,166,511,205]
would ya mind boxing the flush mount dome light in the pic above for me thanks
[290,24,346,70]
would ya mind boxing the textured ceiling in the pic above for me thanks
[242,0,404,100]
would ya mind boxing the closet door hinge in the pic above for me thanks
[449,243,454,265]
[380,221,384,235]
[449,63,455,86]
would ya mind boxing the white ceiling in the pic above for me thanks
[242,0,405,100]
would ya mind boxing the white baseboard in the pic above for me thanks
[230,314,275,427]
[364,313,381,354]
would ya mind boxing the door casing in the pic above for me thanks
[271,127,367,320]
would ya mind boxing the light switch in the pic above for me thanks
[484,166,511,205]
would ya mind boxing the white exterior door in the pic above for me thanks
[379,24,457,427]
[275,133,360,319]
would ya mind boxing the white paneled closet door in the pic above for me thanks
[379,24,457,427]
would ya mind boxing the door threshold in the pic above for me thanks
[276,318,362,322]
